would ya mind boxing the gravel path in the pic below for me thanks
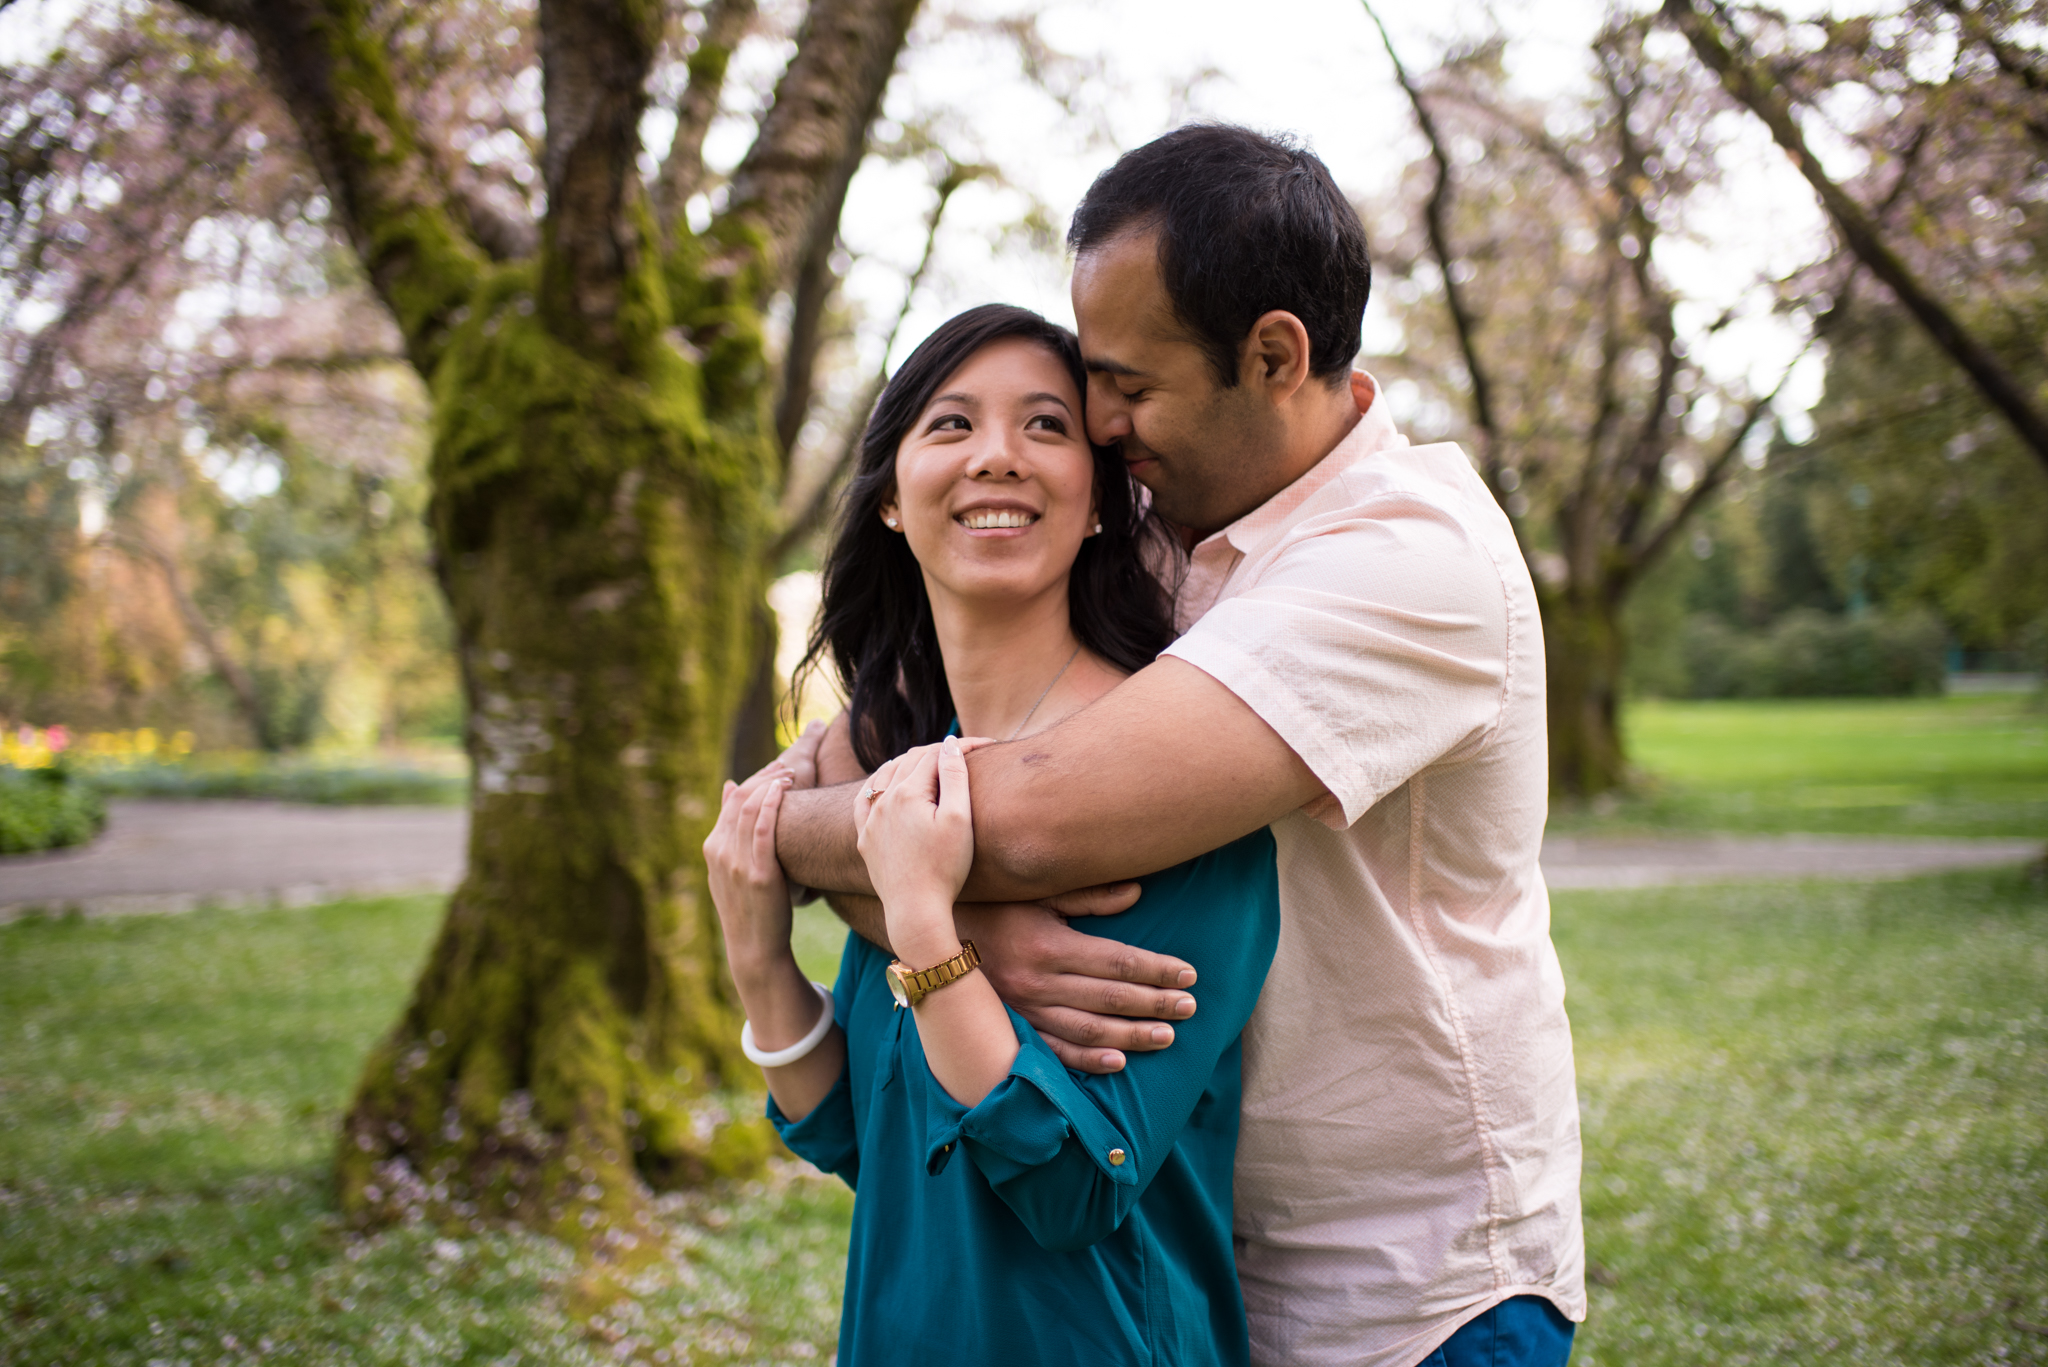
[1538,832,2040,889]
[0,800,466,918]
[0,800,2038,920]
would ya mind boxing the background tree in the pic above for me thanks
[81,0,925,1248]
[1665,0,2048,475]
[0,14,458,751]
[1362,9,1797,797]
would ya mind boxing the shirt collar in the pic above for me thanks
[1193,370,1404,561]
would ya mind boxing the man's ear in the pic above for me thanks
[1240,310,1314,404]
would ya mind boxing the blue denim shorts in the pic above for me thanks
[1415,1295,1576,1367]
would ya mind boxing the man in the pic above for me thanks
[775,124,1583,1367]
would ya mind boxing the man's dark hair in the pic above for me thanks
[1067,124,1371,389]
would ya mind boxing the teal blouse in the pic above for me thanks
[770,829,1280,1367]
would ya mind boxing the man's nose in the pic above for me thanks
[1087,377,1132,445]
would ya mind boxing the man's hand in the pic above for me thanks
[957,884,1199,1075]
[776,720,828,790]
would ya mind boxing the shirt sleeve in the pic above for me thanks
[765,944,864,1188]
[915,834,1280,1253]
[1163,492,1511,828]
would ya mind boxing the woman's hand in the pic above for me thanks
[855,734,1021,1107]
[704,765,796,983]
[703,757,847,1121]
[854,736,980,966]
[776,720,828,791]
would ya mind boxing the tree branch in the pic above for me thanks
[774,217,841,466]
[1666,0,2048,474]
[767,166,957,563]
[1364,3,1506,492]
[655,0,758,238]
[715,0,921,301]
[1629,350,1800,575]
[452,182,541,263]
[1599,44,1688,557]
[174,0,485,373]
[536,0,663,360]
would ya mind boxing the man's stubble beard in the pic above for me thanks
[1128,396,1269,537]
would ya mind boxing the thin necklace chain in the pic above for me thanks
[1007,644,1083,741]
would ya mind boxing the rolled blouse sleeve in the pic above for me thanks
[766,954,863,1187]
[918,830,1279,1253]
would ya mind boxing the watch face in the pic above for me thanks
[886,963,912,1009]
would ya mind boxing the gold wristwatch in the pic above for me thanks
[886,940,981,1009]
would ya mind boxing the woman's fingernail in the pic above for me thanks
[1150,1025,1174,1045]
[942,735,960,755]
[1177,969,1197,988]
[1173,996,1195,1017]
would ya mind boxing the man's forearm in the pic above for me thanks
[777,782,875,895]
[957,657,1323,901]
[825,890,892,955]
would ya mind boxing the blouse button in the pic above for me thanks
[1108,1148,1126,1166]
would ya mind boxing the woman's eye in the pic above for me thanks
[1025,414,1068,434]
[928,414,970,433]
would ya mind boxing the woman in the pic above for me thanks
[703,305,1279,1366]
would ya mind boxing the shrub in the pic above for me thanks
[0,765,107,854]
[1675,609,1947,699]
[83,753,467,806]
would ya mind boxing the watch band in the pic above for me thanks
[890,940,981,1008]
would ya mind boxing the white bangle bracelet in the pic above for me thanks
[740,981,836,1068]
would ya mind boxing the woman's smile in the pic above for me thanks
[955,501,1042,533]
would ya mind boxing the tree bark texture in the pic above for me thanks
[175,0,920,1245]
[1539,589,1628,800]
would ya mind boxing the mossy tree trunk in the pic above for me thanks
[177,0,919,1244]
[1539,586,1628,800]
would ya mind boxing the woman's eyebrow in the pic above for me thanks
[1020,391,1074,414]
[929,391,978,408]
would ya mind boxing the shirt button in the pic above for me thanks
[1108,1148,1126,1166]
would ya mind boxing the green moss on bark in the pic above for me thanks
[338,226,780,1251]
[1543,587,1630,799]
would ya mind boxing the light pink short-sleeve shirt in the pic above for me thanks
[1161,373,1585,1367]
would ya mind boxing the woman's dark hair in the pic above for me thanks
[1067,123,1370,390]
[796,304,1180,771]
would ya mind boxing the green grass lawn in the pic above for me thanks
[0,896,852,1366]
[1554,693,2048,838]
[4,871,2043,1364]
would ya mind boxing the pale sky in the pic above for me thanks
[773,0,1833,432]
[1,0,1835,430]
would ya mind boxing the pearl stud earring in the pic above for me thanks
[1091,522,1103,535]
[885,516,900,529]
